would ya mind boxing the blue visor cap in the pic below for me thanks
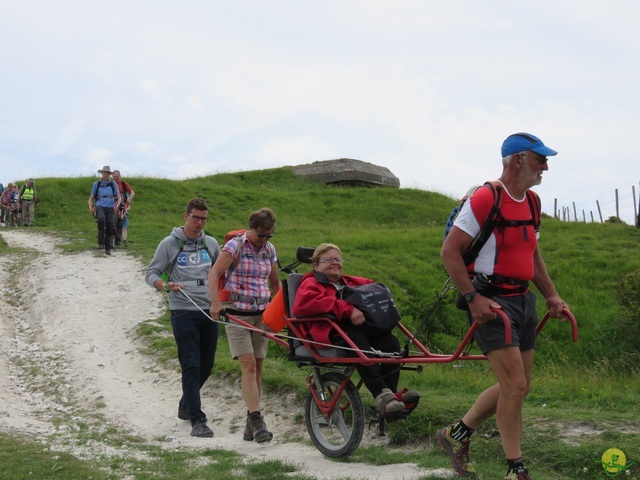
[501,132,558,157]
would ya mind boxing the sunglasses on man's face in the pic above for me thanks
[256,232,275,239]
[521,152,547,164]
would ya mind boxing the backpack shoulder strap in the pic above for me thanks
[220,236,244,289]
[201,236,215,268]
[525,189,541,232]
[227,236,244,274]
[462,181,501,266]
[165,238,185,280]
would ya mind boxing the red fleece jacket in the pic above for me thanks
[292,272,373,345]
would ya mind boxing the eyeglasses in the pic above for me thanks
[521,152,547,164]
[187,213,208,223]
[256,232,275,239]
[318,257,343,264]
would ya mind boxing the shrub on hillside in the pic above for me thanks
[616,268,640,354]
[617,268,640,315]
[605,215,625,224]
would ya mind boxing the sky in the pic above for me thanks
[1,1,639,224]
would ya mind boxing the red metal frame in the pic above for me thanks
[226,307,577,365]
[226,308,577,427]
[306,369,357,417]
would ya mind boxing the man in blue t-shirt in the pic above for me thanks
[88,165,121,255]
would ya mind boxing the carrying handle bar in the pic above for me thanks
[536,307,578,342]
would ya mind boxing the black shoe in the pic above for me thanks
[190,419,213,438]
[178,405,189,421]
[105,250,112,256]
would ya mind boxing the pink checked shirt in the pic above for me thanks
[223,234,277,311]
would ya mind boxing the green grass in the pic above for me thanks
[2,168,640,479]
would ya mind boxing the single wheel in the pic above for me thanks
[305,371,365,457]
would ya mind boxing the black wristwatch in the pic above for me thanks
[463,290,478,303]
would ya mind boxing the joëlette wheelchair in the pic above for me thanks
[226,247,578,458]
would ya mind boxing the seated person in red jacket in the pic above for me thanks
[292,242,419,416]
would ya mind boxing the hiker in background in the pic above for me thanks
[111,170,135,247]
[8,185,21,226]
[145,198,220,438]
[88,166,121,255]
[19,178,38,227]
[208,207,281,444]
[1,182,14,225]
[436,133,567,480]
[292,243,420,417]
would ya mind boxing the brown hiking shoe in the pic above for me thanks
[436,425,476,477]
[375,388,405,416]
[243,412,273,443]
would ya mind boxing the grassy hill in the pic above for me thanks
[11,166,640,368]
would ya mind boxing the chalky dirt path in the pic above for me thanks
[0,230,450,479]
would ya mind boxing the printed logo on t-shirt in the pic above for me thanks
[176,252,188,267]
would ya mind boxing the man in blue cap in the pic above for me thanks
[436,133,567,480]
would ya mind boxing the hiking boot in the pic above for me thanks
[243,412,273,443]
[504,466,532,480]
[436,425,475,477]
[190,418,213,438]
[105,249,112,256]
[123,240,128,247]
[375,388,405,416]
[395,388,420,412]
[178,405,189,421]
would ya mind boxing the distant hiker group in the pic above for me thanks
[0,178,38,227]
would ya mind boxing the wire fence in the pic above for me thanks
[553,182,640,227]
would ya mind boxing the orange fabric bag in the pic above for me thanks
[262,289,286,332]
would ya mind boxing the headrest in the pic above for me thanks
[296,247,314,264]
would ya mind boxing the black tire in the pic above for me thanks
[305,371,365,458]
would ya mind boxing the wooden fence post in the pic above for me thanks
[597,200,603,223]
[633,185,638,227]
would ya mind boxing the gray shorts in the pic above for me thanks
[226,312,269,360]
[468,291,538,354]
